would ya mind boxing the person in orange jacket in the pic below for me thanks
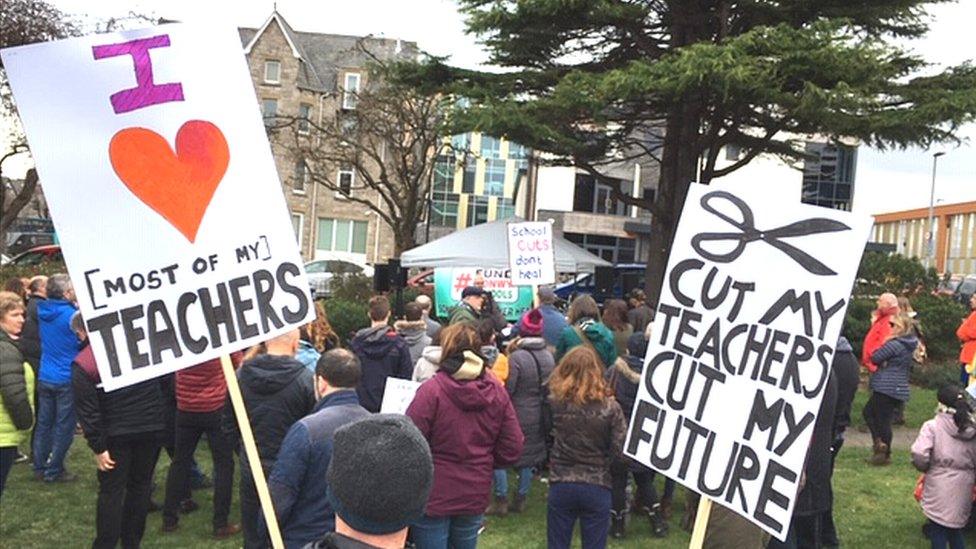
[956,294,976,386]
[861,293,900,373]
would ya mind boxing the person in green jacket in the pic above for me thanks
[448,286,486,326]
[0,290,35,497]
[556,295,617,369]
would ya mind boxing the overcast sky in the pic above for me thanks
[12,0,976,216]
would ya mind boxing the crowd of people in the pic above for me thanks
[0,272,975,549]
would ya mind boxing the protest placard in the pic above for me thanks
[433,267,534,321]
[380,378,422,415]
[507,221,555,286]
[623,182,872,540]
[1,25,314,392]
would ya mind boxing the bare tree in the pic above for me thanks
[275,50,455,256]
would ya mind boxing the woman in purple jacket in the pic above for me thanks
[406,323,524,549]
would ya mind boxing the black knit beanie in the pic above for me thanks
[326,414,433,535]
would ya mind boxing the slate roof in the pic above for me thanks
[239,12,419,93]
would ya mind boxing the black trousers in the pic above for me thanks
[862,391,899,447]
[163,409,234,529]
[241,461,271,549]
[610,459,658,513]
[93,436,161,549]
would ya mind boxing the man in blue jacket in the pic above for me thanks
[537,287,568,349]
[32,273,80,482]
[350,296,413,413]
[269,349,370,548]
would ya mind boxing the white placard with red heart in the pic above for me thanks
[1,24,315,390]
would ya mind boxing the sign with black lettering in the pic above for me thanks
[622,183,871,540]
[507,221,555,285]
[2,26,314,390]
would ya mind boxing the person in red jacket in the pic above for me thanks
[861,292,900,373]
[957,294,976,386]
[161,352,243,539]
[406,322,524,549]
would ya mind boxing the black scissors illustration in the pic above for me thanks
[690,190,851,276]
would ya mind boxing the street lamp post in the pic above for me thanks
[926,151,945,270]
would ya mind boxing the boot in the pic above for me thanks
[486,495,508,516]
[868,442,890,466]
[511,494,527,514]
[610,511,626,539]
[645,504,669,538]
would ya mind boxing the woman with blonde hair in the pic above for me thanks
[0,291,33,497]
[863,313,918,466]
[546,346,626,549]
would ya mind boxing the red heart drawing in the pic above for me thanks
[109,120,229,242]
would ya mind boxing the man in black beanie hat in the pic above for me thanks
[304,415,433,549]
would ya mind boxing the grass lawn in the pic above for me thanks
[0,439,945,548]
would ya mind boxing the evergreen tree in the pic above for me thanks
[399,0,976,304]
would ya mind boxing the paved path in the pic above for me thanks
[844,425,919,450]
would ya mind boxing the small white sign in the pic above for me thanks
[380,377,421,415]
[1,25,315,390]
[507,221,555,286]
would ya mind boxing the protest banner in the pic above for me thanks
[1,25,314,391]
[2,24,314,549]
[507,221,555,287]
[622,182,872,541]
[380,378,422,414]
[433,267,534,321]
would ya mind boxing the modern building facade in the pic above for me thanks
[425,133,530,241]
[871,201,976,274]
[240,11,415,264]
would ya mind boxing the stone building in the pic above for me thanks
[239,11,416,264]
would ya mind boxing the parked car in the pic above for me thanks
[8,244,63,266]
[406,268,435,296]
[936,274,963,297]
[554,263,646,304]
[305,258,374,298]
[954,275,976,306]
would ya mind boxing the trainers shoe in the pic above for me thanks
[648,504,669,538]
[213,524,241,539]
[46,471,77,483]
[14,452,29,464]
[179,499,199,514]
[610,512,626,539]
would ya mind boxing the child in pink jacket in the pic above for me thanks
[911,385,976,549]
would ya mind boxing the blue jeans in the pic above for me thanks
[411,514,482,549]
[33,381,76,480]
[547,482,611,549]
[493,467,533,498]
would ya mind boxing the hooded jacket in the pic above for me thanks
[957,309,976,365]
[506,337,555,468]
[869,334,918,402]
[350,326,413,413]
[413,346,442,383]
[406,363,524,517]
[911,412,976,528]
[861,307,897,373]
[296,340,322,373]
[831,337,861,437]
[555,317,617,369]
[72,343,164,454]
[0,331,34,447]
[447,302,481,326]
[37,299,79,385]
[175,352,242,413]
[538,304,569,348]
[237,354,316,470]
[394,320,431,366]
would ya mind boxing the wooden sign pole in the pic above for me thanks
[688,496,713,549]
[532,284,540,308]
[220,354,285,549]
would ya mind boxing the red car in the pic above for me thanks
[9,244,63,266]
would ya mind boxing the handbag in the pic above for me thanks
[914,474,925,502]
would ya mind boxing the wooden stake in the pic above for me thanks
[220,354,285,549]
[532,284,539,308]
[688,496,713,549]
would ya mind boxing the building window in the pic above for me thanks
[432,155,454,193]
[298,103,312,133]
[342,72,361,110]
[496,199,516,220]
[467,195,489,226]
[565,233,636,264]
[293,159,307,193]
[337,168,354,196]
[317,218,369,254]
[485,158,506,196]
[262,98,278,124]
[481,136,501,159]
[725,144,741,161]
[264,60,281,84]
[462,156,477,194]
[291,213,304,247]
[508,143,528,159]
[451,133,470,152]
[430,190,459,227]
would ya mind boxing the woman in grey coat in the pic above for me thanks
[488,309,554,516]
